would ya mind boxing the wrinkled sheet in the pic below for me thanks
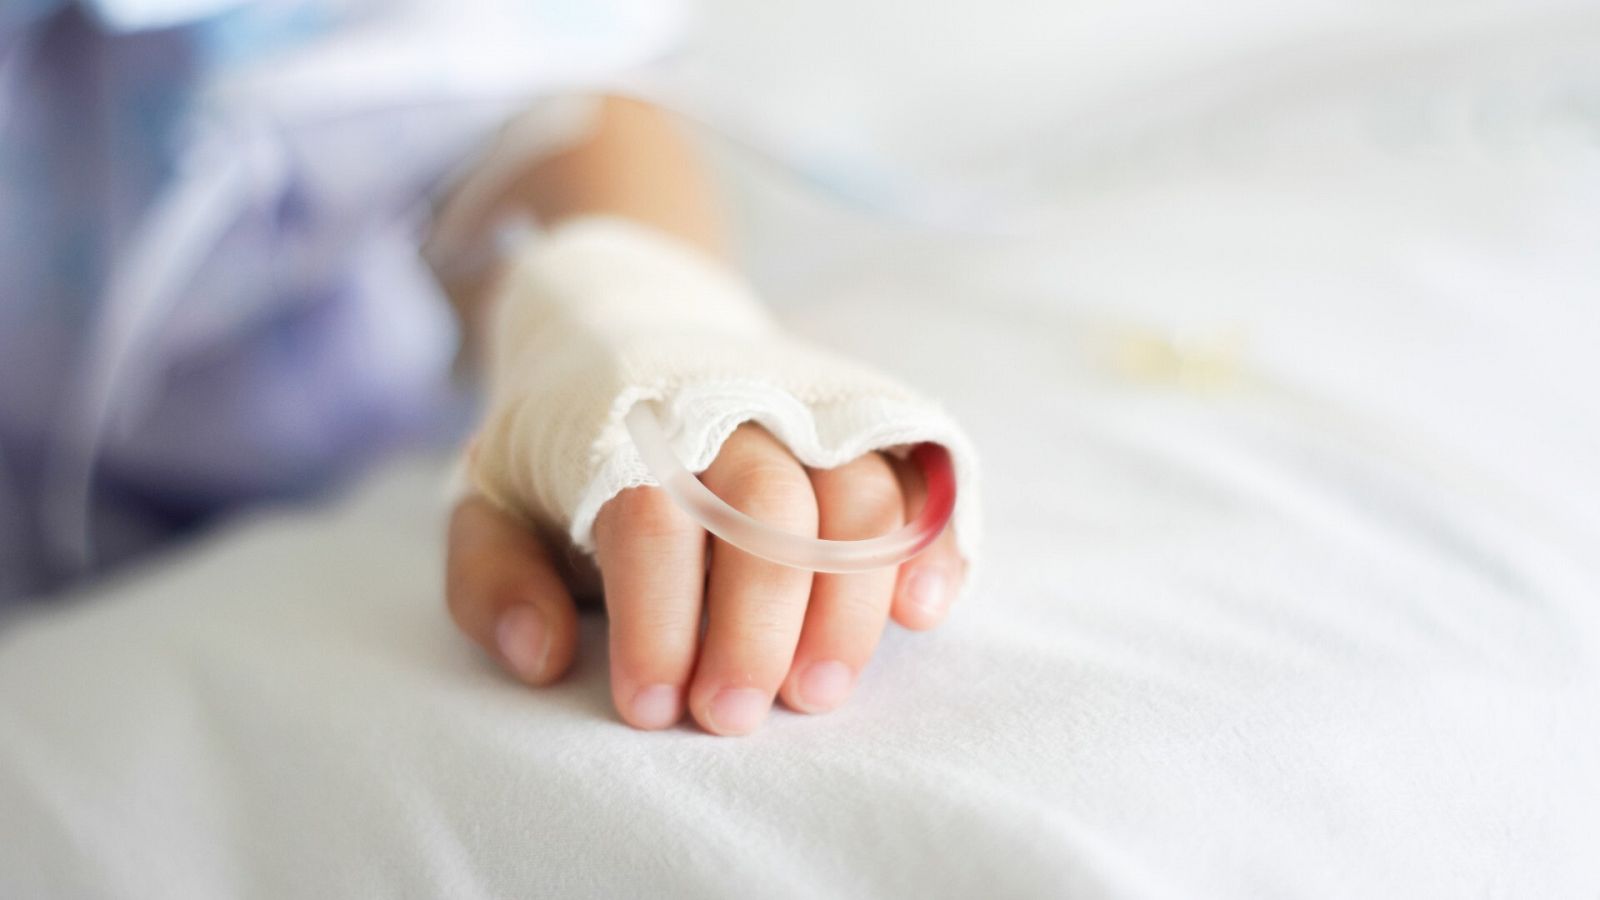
[4,2,1600,896]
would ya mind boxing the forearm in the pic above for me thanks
[437,95,726,354]
[510,96,724,254]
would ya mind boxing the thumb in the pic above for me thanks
[446,496,581,685]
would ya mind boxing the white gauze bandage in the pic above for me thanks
[467,217,980,565]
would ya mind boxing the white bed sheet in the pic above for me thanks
[4,3,1600,897]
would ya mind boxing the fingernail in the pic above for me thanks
[797,660,854,713]
[906,568,949,618]
[496,606,550,681]
[706,687,770,735]
[630,684,681,730]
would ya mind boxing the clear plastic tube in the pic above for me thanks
[624,403,956,573]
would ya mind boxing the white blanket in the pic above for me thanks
[4,2,1600,896]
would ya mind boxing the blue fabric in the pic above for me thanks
[0,0,683,601]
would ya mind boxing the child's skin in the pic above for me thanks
[439,97,966,736]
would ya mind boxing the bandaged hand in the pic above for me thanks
[444,218,979,735]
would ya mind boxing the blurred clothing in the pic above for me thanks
[0,0,684,603]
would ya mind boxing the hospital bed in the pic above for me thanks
[3,1,1598,895]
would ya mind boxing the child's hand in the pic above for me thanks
[445,422,965,735]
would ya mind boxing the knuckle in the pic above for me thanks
[485,581,531,617]
[718,460,817,529]
[614,600,697,644]
[596,486,695,546]
[814,457,903,538]
[832,584,893,623]
[717,615,798,666]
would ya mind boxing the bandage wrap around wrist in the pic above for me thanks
[468,217,981,564]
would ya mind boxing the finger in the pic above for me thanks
[887,451,968,631]
[446,496,580,685]
[593,485,707,731]
[780,453,903,714]
[690,424,818,736]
